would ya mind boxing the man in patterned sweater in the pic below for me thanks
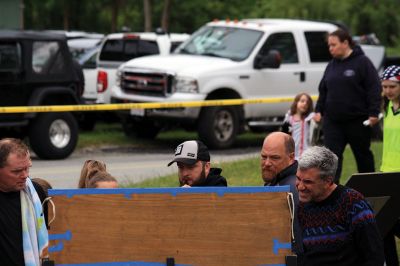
[295,146,384,266]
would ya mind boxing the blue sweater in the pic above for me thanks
[316,45,381,121]
[297,185,384,266]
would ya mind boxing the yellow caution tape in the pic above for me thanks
[0,95,318,113]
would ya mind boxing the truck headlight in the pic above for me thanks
[174,77,199,93]
[116,69,122,88]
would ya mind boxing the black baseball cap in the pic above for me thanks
[167,140,210,166]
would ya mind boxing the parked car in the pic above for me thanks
[68,36,104,130]
[68,36,104,104]
[0,30,82,159]
[111,19,385,148]
[96,31,190,104]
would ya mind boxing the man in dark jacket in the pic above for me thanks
[314,29,381,183]
[168,140,227,187]
[260,132,302,254]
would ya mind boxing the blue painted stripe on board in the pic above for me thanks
[49,230,72,252]
[56,262,190,266]
[272,238,291,255]
[48,186,290,198]
[49,230,72,241]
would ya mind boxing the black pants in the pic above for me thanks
[323,116,375,183]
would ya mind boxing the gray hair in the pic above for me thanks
[298,146,338,181]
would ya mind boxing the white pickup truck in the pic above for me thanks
[96,31,189,104]
[111,19,385,148]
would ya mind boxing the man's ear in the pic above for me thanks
[289,152,295,162]
[325,176,334,185]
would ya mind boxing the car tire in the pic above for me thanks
[197,106,239,149]
[28,112,78,159]
[122,118,160,139]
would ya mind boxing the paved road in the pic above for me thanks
[29,146,259,188]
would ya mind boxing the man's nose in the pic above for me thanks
[20,169,29,178]
[180,168,190,176]
[296,180,304,191]
[262,158,272,166]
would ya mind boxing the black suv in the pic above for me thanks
[0,30,81,159]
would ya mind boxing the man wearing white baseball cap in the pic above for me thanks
[168,140,227,187]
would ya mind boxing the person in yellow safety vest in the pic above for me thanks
[379,65,400,266]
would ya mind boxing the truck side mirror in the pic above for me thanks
[254,50,281,69]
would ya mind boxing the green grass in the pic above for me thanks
[78,122,266,150]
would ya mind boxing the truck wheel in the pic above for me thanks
[29,112,78,159]
[198,106,239,149]
[122,119,160,139]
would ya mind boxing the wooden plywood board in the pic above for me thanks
[48,186,292,266]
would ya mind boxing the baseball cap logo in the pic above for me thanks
[175,144,183,156]
[187,153,195,157]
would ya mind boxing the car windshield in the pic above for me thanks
[175,26,263,61]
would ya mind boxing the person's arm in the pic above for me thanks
[352,200,385,266]
[315,68,329,122]
[361,57,381,126]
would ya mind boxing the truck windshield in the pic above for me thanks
[176,26,263,61]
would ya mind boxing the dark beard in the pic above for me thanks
[179,164,207,186]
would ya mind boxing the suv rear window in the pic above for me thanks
[99,39,159,62]
[0,42,20,71]
[32,41,67,74]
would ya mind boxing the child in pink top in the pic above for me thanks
[282,93,315,159]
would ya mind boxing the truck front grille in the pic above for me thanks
[121,71,173,97]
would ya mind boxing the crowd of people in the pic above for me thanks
[0,28,399,266]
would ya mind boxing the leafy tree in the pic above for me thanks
[22,0,400,47]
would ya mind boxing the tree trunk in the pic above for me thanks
[143,0,152,32]
[63,0,69,30]
[111,0,120,33]
[161,0,171,32]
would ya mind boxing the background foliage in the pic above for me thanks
[24,0,400,47]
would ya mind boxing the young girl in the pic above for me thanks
[380,65,400,172]
[281,93,315,159]
[77,159,107,188]
[380,65,400,266]
[87,172,119,188]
